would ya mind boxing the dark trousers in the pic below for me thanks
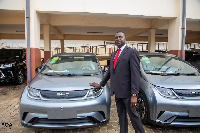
[115,96,145,133]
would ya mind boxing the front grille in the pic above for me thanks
[35,118,92,124]
[174,89,200,97]
[40,90,88,99]
[173,116,200,122]
[0,69,12,78]
[0,70,4,78]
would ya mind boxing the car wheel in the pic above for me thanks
[136,93,149,124]
[16,69,25,85]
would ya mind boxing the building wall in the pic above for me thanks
[0,0,200,19]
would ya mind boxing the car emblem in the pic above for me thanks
[57,92,70,96]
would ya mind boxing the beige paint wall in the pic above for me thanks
[0,0,25,10]
[29,0,40,48]
[1,0,200,19]
[35,0,177,17]
[186,0,200,19]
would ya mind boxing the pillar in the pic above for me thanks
[43,25,51,63]
[109,48,112,56]
[87,46,89,52]
[60,39,64,53]
[148,29,156,53]
[27,0,41,80]
[168,0,184,58]
[95,46,97,54]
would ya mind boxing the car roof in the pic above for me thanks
[53,52,96,57]
[139,52,176,57]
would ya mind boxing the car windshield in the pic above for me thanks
[0,50,22,58]
[41,56,100,75]
[140,55,200,75]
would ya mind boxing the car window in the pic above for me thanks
[0,50,22,58]
[41,56,99,75]
[140,56,199,74]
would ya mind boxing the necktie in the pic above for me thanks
[113,49,121,69]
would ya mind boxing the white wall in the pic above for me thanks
[186,0,200,19]
[0,40,104,48]
[0,0,25,10]
[1,0,199,19]
[36,0,178,18]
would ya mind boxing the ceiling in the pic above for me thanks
[0,10,200,43]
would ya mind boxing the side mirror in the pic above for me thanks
[103,66,109,73]
[35,66,42,73]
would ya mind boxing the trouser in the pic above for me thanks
[115,96,145,133]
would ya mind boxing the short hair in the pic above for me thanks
[115,31,126,38]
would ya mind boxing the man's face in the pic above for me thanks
[115,32,126,48]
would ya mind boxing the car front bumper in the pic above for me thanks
[151,87,200,126]
[0,68,15,82]
[20,86,111,129]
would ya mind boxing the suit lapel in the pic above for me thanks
[114,46,128,69]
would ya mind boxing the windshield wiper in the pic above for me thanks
[82,74,93,76]
[60,73,77,76]
[160,73,180,76]
[145,72,160,75]
[43,73,54,76]
[160,73,199,76]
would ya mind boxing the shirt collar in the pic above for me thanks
[118,44,126,52]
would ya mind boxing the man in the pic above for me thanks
[90,31,145,133]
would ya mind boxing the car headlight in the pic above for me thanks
[27,86,41,99]
[155,86,178,98]
[87,88,103,98]
[0,63,15,68]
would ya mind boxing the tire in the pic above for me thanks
[15,69,25,85]
[136,93,149,124]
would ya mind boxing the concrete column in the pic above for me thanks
[87,46,89,52]
[43,24,51,63]
[60,39,64,53]
[148,29,156,53]
[27,0,41,80]
[168,0,183,57]
[109,48,112,56]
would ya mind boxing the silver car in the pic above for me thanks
[137,53,200,126]
[20,53,111,129]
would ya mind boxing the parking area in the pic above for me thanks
[0,82,200,133]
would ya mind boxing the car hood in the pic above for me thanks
[144,74,200,89]
[29,74,102,91]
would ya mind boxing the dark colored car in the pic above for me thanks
[187,54,200,71]
[185,50,199,61]
[185,51,200,71]
[0,48,26,84]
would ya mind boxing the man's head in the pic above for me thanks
[115,31,126,48]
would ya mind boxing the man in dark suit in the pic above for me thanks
[90,31,145,133]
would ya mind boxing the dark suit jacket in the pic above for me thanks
[100,46,140,98]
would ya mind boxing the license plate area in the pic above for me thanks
[189,109,200,117]
[47,109,77,119]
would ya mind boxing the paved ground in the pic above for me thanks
[0,82,200,133]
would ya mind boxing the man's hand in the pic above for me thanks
[89,82,101,89]
[130,96,137,108]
